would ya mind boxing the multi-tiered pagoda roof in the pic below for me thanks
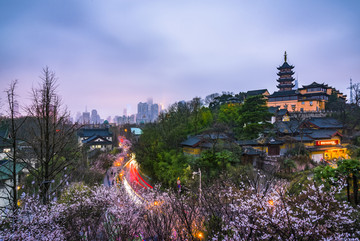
[276,51,295,91]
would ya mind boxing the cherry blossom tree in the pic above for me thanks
[1,179,359,240]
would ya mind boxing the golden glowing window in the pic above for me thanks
[3,148,11,153]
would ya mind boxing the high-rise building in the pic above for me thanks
[91,109,100,124]
[82,111,90,124]
[75,112,82,123]
[150,103,159,122]
[136,98,160,124]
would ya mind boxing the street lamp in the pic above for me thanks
[192,168,202,205]
[196,231,204,240]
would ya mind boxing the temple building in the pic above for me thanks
[267,52,346,112]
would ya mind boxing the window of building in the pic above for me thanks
[307,87,325,92]
[302,102,305,105]
[300,108,304,112]
[310,101,313,106]
[291,105,296,110]
[3,148,11,153]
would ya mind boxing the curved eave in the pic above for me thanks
[277,84,295,89]
[301,92,330,97]
[300,82,329,89]
[277,79,295,82]
[277,64,294,70]
[277,71,295,76]
[276,85,294,90]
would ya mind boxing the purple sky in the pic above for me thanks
[1,0,360,119]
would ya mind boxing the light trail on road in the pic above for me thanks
[122,176,143,205]
[114,146,153,205]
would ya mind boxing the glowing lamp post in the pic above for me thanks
[197,231,204,240]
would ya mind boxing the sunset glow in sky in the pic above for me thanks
[1,0,359,118]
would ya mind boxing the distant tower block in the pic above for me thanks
[276,51,295,91]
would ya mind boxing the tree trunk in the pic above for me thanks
[353,174,358,205]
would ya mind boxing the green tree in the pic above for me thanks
[218,103,241,127]
[337,159,360,205]
[313,165,338,189]
[237,95,272,139]
[314,159,360,205]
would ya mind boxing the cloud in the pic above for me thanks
[0,0,359,118]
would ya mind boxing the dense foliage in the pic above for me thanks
[135,94,272,187]
[314,159,360,205]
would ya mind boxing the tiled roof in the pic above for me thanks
[0,160,26,180]
[82,135,112,144]
[201,133,229,140]
[305,129,341,139]
[131,128,143,135]
[78,128,112,138]
[268,107,279,114]
[277,62,294,70]
[264,137,284,145]
[292,136,314,142]
[181,133,231,147]
[236,140,259,146]
[277,109,288,116]
[180,136,202,147]
[275,121,300,134]
[307,118,343,129]
[246,89,269,97]
[237,137,283,146]
[299,82,330,89]
[268,90,298,97]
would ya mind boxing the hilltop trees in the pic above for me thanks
[217,94,272,139]
[237,95,273,139]
[136,93,273,187]
[135,98,214,186]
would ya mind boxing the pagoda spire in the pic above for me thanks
[276,52,295,91]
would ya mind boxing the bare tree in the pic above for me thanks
[0,80,26,214]
[24,67,80,204]
[352,82,360,106]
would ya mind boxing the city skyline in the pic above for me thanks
[75,97,162,124]
[1,1,359,118]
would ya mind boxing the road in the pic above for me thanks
[105,137,153,204]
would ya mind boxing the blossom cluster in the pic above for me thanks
[1,181,359,240]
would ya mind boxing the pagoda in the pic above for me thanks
[276,51,295,91]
